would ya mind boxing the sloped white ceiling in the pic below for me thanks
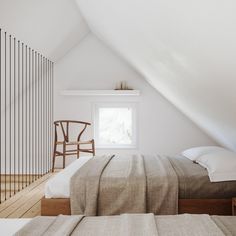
[75,0,236,150]
[1,0,234,150]
[0,0,89,61]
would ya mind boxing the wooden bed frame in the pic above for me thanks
[41,198,232,216]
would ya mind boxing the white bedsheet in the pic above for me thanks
[0,219,31,236]
[45,156,92,198]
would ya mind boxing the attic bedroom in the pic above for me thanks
[0,0,236,235]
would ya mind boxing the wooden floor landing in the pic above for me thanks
[0,171,57,218]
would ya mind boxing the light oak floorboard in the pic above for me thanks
[0,171,58,218]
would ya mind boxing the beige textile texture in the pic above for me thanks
[169,155,236,199]
[14,215,84,236]
[15,214,233,236]
[70,154,178,215]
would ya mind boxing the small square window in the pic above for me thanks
[94,103,137,149]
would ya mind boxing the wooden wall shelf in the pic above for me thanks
[60,90,140,96]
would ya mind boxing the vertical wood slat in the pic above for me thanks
[18,40,20,192]
[31,49,34,182]
[48,61,50,171]
[47,60,49,173]
[4,32,7,201]
[44,57,45,174]
[37,54,40,178]
[48,61,50,172]
[9,35,12,198]
[39,54,41,178]
[44,57,45,175]
[13,37,16,195]
[21,42,24,191]
[51,62,54,171]
[34,52,37,182]
[0,29,53,204]
[43,56,45,175]
[25,45,28,187]
[29,47,31,185]
[0,29,1,203]
[32,49,35,182]
[40,55,42,176]
[48,61,52,169]
[47,59,49,173]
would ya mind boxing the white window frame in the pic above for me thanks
[93,103,138,149]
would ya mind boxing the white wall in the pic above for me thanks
[54,33,216,167]
[76,0,236,151]
[0,0,89,61]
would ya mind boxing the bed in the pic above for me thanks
[8,214,236,235]
[42,154,236,216]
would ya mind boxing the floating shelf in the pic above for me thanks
[61,90,140,96]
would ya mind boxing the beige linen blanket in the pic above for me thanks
[15,214,236,236]
[70,154,178,216]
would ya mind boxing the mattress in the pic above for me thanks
[45,155,236,199]
[0,219,31,236]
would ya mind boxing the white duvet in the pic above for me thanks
[0,219,31,236]
[45,156,92,198]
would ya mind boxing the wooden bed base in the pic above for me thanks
[41,198,232,216]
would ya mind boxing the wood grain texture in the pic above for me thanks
[178,199,232,215]
[232,198,236,216]
[0,172,57,218]
[41,198,233,216]
[41,197,71,216]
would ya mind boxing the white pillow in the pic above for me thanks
[181,146,226,161]
[196,150,236,182]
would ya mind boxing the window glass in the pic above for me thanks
[94,104,137,148]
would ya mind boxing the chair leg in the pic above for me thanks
[52,142,57,172]
[77,144,80,159]
[92,139,95,156]
[63,143,66,169]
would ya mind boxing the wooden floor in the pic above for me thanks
[0,171,57,218]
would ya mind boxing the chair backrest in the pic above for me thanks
[54,120,91,142]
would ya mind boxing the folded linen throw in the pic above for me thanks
[15,214,236,236]
[70,154,178,216]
